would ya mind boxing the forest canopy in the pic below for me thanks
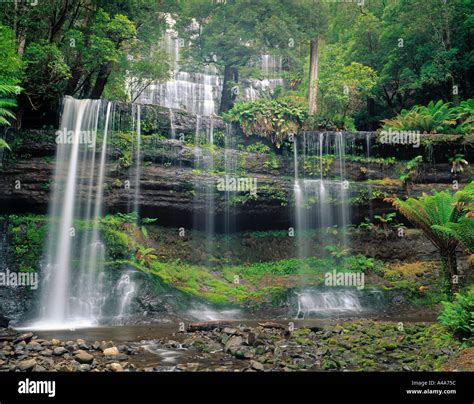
[0,0,472,131]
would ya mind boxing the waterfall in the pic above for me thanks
[116,273,136,320]
[292,132,357,316]
[133,104,142,216]
[75,101,112,321]
[117,104,141,323]
[133,18,286,114]
[295,288,385,319]
[294,137,308,262]
[224,123,238,234]
[296,290,362,318]
[35,97,108,328]
[141,72,221,116]
[261,54,283,77]
[192,116,215,260]
[294,132,351,256]
[27,97,141,329]
[169,108,176,139]
[366,133,373,220]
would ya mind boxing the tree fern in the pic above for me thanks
[433,217,474,254]
[431,183,474,253]
[382,99,467,134]
[394,182,474,296]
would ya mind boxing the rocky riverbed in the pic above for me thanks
[0,320,468,372]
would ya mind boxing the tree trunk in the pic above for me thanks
[64,66,83,96]
[219,64,234,114]
[17,32,26,56]
[89,62,113,99]
[441,249,459,299]
[308,38,319,115]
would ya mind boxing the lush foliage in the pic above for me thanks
[0,1,171,125]
[0,84,18,128]
[394,182,474,296]
[225,97,308,146]
[399,156,423,187]
[433,216,474,254]
[5,215,48,273]
[439,292,474,339]
[306,44,377,128]
[382,100,473,135]
[0,24,21,130]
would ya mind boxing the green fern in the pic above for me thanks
[0,138,10,150]
[382,99,465,134]
[0,83,19,126]
[438,292,474,339]
[433,217,474,254]
[431,183,474,253]
[394,182,474,296]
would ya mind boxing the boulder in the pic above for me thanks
[13,332,34,344]
[250,360,265,371]
[53,347,68,356]
[0,315,10,328]
[18,358,36,371]
[224,336,244,353]
[103,347,120,357]
[109,363,123,372]
[26,341,43,352]
[74,350,94,364]
[222,327,238,335]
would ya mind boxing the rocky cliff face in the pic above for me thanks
[1,120,472,230]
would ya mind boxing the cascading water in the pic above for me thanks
[74,101,112,321]
[223,123,238,235]
[294,132,351,248]
[366,132,374,220]
[192,116,216,260]
[169,108,176,139]
[134,20,285,114]
[27,97,141,329]
[141,72,220,116]
[114,104,141,322]
[296,290,362,318]
[293,132,358,317]
[133,104,142,216]
[295,288,385,319]
[34,97,108,329]
[116,273,136,320]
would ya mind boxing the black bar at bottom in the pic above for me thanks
[0,372,472,403]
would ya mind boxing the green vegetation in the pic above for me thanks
[307,44,377,130]
[382,100,473,135]
[225,97,308,147]
[399,155,423,193]
[0,1,472,131]
[237,141,271,154]
[394,182,474,297]
[439,292,474,340]
[449,154,469,174]
[4,215,48,273]
[134,254,375,305]
[433,216,474,255]
[0,24,21,134]
[303,155,334,177]
[0,2,170,126]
